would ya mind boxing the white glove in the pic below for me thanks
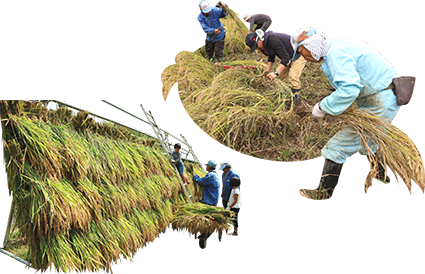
[312,103,325,118]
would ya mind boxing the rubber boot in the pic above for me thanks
[291,88,301,102]
[367,153,390,184]
[319,159,343,195]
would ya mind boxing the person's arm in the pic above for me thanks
[261,61,274,76]
[228,193,238,208]
[319,51,362,116]
[193,172,214,187]
[217,2,228,18]
[198,17,215,34]
[249,18,255,32]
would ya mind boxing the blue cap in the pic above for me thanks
[291,28,317,62]
[199,1,212,13]
[205,160,217,168]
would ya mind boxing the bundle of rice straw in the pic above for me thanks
[171,203,235,235]
[297,103,425,193]
[162,54,344,161]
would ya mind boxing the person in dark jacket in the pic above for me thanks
[243,14,272,33]
[218,161,240,208]
[193,160,220,206]
[198,1,228,66]
[245,31,307,101]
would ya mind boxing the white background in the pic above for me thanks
[0,0,425,274]
[0,0,161,100]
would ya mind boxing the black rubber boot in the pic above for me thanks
[319,159,343,194]
[367,153,390,183]
[291,88,301,102]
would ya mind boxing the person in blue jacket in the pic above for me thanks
[292,28,400,200]
[197,1,228,66]
[218,161,240,208]
[193,160,220,206]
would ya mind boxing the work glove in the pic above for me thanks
[291,88,300,102]
[312,103,325,118]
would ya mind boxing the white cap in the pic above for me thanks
[219,161,230,170]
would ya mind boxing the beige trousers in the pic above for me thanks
[278,56,307,89]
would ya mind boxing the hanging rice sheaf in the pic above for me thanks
[171,203,234,236]
[0,100,212,272]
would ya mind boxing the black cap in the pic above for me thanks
[245,32,258,53]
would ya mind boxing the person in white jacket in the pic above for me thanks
[227,177,241,236]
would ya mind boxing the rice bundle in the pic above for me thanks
[220,9,250,55]
[1,100,208,272]
[184,162,206,200]
[296,104,425,193]
[162,54,344,161]
[171,203,234,235]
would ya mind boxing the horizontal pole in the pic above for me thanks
[0,248,31,267]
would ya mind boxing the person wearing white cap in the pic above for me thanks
[198,1,229,66]
[218,161,240,208]
[292,28,401,200]
[243,14,272,33]
[193,160,220,206]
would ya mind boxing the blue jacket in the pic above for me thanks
[221,169,239,201]
[319,38,397,116]
[193,170,220,206]
[197,5,228,43]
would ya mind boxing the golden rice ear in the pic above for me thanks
[296,31,309,43]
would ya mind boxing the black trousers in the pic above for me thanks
[230,208,240,228]
[222,199,228,208]
[205,35,225,62]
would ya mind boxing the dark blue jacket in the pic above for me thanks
[263,31,294,66]
[193,170,220,206]
[197,5,228,42]
[221,169,240,201]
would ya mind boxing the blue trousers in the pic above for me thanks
[321,89,400,164]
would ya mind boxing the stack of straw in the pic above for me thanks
[0,100,206,272]
[171,203,234,236]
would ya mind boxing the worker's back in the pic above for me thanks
[200,170,220,205]
[322,38,397,99]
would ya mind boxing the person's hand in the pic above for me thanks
[218,1,227,9]
[261,70,270,77]
[267,72,277,81]
[214,29,221,34]
[312,103,325,118]
[324,115,338,123]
